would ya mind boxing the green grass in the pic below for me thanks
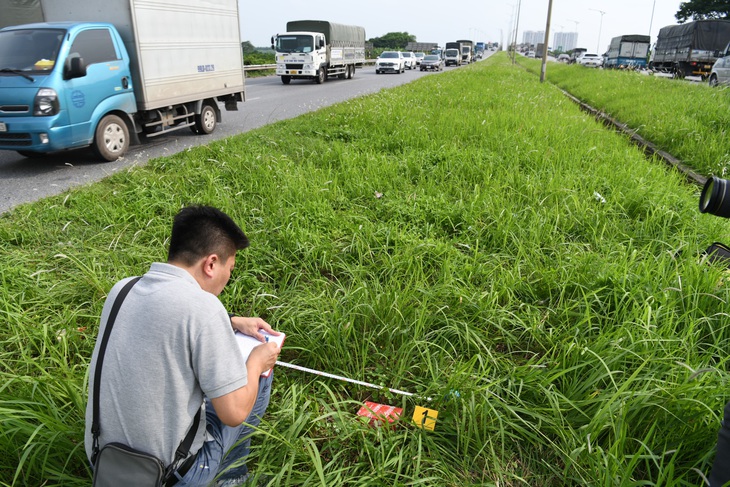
[518,57,730,178]
[1,52,729,485]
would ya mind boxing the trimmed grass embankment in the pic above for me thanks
[518,57,730,179]
[1,52,729,486]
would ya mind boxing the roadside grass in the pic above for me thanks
[1,51,729,485]
[518,57,730,178]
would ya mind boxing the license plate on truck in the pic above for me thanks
[0,122,6,132]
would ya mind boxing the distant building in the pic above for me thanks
[522,30,545,48]
[406,42,438,52]
[553,32,578,52]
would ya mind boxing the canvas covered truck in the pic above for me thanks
[475,42,485,57]
[456,39,474,64]
[650,20,730,78]
[0,0,245,162]
[569,47,588,64]
[605,34,650,69]
[0,0,43,29]
[444,42,464,66]
[535,43,545,59]
[272,20,365,85]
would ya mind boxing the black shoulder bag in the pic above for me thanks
[91,277,201,487]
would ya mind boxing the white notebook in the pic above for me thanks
[234,330,286,378]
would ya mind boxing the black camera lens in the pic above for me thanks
[700,176,730,218]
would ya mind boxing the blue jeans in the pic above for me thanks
[175,373,273,486]
[710,399,730,487]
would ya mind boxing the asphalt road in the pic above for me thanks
[0,52,494,214]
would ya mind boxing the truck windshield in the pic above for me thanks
[275,34,314,53]
[445,49,458,56]
[0,28,65,73]
[462,47,470,54]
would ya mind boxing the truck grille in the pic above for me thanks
[285,64,304,70]
[0,132,32,146]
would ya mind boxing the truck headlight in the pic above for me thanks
[303,64,312,70]
[34,88,60,116]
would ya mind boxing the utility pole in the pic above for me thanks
[540,0,554,82]
[589,8,606,53]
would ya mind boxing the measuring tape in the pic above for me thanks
[275,360,432,401]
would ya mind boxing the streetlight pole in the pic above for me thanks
[589,8,606,53]
[512,0,522,64]
[648,0,657,38]
[508,3,516,61]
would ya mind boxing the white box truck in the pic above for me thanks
[272,20,365,84]
[0,0,245,161]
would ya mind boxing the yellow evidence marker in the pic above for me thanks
[412,405,438,431]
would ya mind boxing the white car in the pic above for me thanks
[402,51,417,70]
[375,51,405,74]
[709,42,730,87]
[578,53,603,68]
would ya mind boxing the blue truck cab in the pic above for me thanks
[0,22,139,161]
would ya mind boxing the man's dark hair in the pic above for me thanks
[168,205,249,265]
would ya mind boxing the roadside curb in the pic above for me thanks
[558,88,707,187]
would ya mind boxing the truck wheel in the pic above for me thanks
[709,74,719,87]
[93,114,129,162]
[316,68,325,84]
[347,65,354,79]
[281,75,291,85]
[195,103,217,135]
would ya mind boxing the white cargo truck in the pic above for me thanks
[272,20,365,84]
[0,0,245,161]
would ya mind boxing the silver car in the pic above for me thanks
[420,54,444,71]
[709,43,730,87]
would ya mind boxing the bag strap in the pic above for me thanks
[90,276,203,478]
[166,407,202,479]
[91,277,141,465]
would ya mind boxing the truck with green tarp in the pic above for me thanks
[650,20,730,78]
[272,20,365,84]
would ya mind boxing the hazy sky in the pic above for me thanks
[239,0,683,53]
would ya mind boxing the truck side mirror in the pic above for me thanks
[64,55,87,80]
[271,36,274,49]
